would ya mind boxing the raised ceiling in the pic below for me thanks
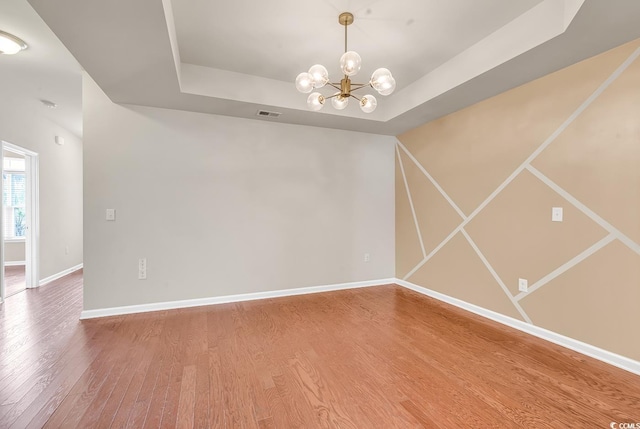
[172,0,543,91]
[26,0,640,135]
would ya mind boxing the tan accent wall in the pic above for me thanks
[396,39,640,362]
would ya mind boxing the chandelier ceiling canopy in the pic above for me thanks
[295,12,396,114]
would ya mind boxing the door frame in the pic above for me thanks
[0,141,40,302]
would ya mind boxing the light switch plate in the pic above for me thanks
[518,278,528,292]
[106,208,116,221]
[552,207,563,222]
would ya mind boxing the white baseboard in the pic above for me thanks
[77,273,640,376]
[79,278,396,320]
[4,261,25,267]
[39,263,83,286]
[395,278,640,377]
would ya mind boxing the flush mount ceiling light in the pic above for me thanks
[295,12,396,114]
[0,30,28,55]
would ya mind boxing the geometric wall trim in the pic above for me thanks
[396,38,640,362]
[532,51,640,245]
[407,231,528,322]
[395,151,424,278]
[396,39,640,218]
[397,145,463,258]
[465,169,608,296]
[520,240,640,361]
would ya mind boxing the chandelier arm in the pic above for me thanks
[349,94,362,102]
[325,93,342,100]
[327,82,342,91]
[349,83,372,92]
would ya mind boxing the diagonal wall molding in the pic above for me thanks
[515,234,616,300]
[396,144,427,260]
[398,46,640,312]
[461,229,532,323]
[397,143,467,220]
[526,165,640,256]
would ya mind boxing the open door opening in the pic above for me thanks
[0,141,39,302]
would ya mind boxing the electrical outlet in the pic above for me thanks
[138,258,147,280]
[106,209,116,221]
[518,278,528,292]
[363,253,371,263]
[552,207,563,222]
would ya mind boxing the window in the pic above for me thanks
[3,157,26,240]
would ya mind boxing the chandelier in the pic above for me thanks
[295,12,396,113]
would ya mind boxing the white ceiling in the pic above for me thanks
[20,0,640,136]
[0,0,82,138]
[173,0,543,91]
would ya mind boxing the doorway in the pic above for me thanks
[0,142,39,302]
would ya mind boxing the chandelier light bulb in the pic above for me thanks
[295,72,314,93]
[308,64,329,88]
[377,76,396,96]
[340,51,362,77]
[331,94,349,110]
[371,68,396,96]
[360,95,377,113]
[307,92,325,111]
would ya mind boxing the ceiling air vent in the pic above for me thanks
[256,110,282,118]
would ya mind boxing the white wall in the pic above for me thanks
[0,75,83,280]
[83,75,395,311]
[4,242,25,263]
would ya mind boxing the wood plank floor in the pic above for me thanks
[0,272,639,428]
[3,266,25,298]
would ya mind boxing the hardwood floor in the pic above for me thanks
[3,266,25,298]
[0,272,639,428]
